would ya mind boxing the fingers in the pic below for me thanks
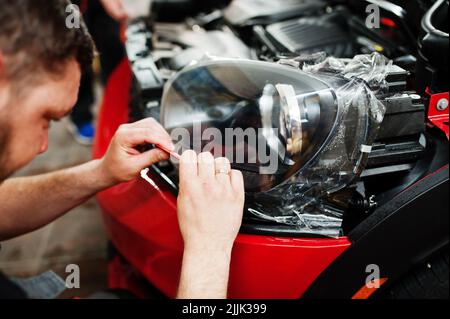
[198,152,215,180]
[214,157,231,184]
[179,151,245,199]
[117,118,174,151]
[230,170,245,199]
[136,149,170,169]
[118,128,168,147]
[179,150,198,184]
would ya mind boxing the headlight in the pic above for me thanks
[161,59,340,192]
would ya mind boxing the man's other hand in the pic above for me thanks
[176,151,245,299]
[99,118,174,186]
[177,151,245,253]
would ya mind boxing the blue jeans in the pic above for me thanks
[10,271,66,299]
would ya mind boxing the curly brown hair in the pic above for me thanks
[0,0,94,83]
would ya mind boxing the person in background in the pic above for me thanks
[67,0,127,145]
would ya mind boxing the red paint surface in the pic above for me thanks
[94,59,351,298]
[426,89,449,140]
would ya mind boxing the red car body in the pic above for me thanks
[93,59,352,299]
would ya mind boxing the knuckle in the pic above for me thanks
[177,186,189,197]
[116,126,129,138]
[180,176,197,187]
[145,117,158,127]
[202,181,218,193]
[141,127,152,136]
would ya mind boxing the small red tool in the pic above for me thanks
[156,144,181,160]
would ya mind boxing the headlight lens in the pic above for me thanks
[161,59,339,192]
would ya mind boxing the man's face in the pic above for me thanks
[0,59,81,181]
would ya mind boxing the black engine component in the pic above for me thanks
[223,0,326,27]
[260,11,356,58]
[416,0,449,94]
[123,0,445,236]
[151,0,231,22]
[126,7,427,182]
[250,5,403,60]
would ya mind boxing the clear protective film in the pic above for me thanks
[248,53,389,237]
[161,53,390,237]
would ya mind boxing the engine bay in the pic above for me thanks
[124,0,449,237]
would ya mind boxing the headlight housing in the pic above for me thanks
[161,59,342,192]
[161,54,388,237]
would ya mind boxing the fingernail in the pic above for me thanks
[156,144,180,160]
[167,149,181,160]
[183,150,197,162]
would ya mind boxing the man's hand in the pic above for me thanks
[99,118,174,186]
[176,151,245,299]
[0,118,173,241]
[100,0,128,22]
[177,151,245,251]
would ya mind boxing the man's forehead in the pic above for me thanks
[14,65,81,118]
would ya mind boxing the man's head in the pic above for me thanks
[0,0,94,181]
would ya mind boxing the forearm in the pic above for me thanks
[177,243,233,299]
[0,159,114,241]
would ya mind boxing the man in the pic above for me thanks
[0,0,244,299]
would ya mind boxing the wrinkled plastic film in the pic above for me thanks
[247,53,388,237]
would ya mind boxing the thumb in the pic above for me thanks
[135,149,170,169]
